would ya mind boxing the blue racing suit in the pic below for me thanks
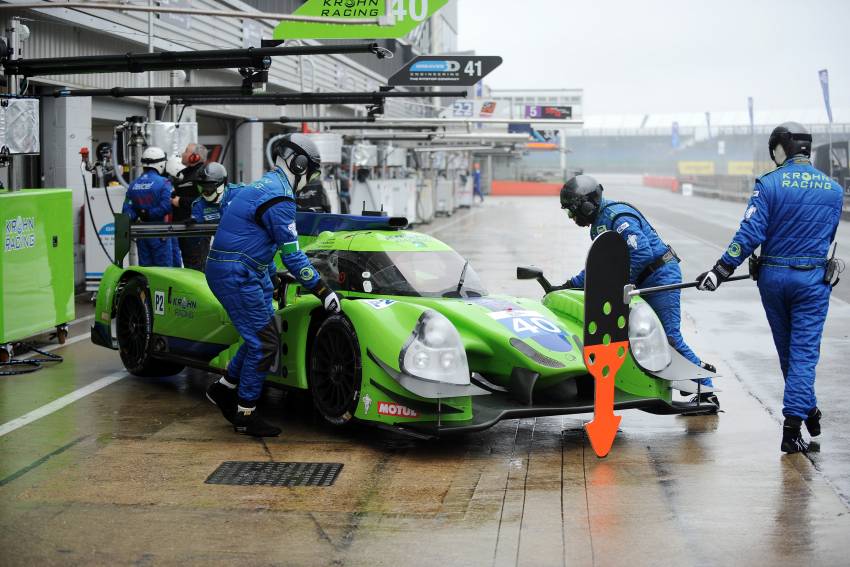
[568,199,708,384]
[205,169,323,406]
[717,156,843,419]
[191,197,222,224]
[122,169,173,267]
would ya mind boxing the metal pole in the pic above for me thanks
[828,122,834,178]
[559,128,567,181]
[6,17,19,191]
[147,0,155,123]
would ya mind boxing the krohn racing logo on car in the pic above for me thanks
[377,402,419,418]
[4,216,36,253]
[169,295,198,318]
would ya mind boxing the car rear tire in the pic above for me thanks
[309,314,362,426]
[116,276,185,377]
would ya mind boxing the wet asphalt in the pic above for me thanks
[1,175,849,566]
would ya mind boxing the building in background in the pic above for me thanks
[0,0,459,287]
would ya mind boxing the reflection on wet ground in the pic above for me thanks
[2,185,849,566]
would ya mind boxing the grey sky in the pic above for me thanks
[457,0,849,118]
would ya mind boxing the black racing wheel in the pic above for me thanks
[116,276,184,377]
[309,314,362,426]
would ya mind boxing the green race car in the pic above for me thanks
[91,212,716,436]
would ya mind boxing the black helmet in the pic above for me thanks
[195,162,227,202]
[560,174,603,226]
[768,121,812,164]
[272,133,322,183]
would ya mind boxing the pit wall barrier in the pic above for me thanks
[491,181,562,196]
[642,175,680,192]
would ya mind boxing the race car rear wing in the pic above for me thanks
[113,213,218,268]
[113,211,409,267]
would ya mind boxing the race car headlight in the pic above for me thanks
[400,310,470,385]
[628,301,672,372]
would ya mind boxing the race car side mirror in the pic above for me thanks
[517,266,543,280]
[516,266,553,293]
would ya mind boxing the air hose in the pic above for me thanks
[81,161,115,265]
[0,344,63,376]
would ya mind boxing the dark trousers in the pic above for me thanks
[180,237,211,271]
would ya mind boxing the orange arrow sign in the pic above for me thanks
[583,341,628,457]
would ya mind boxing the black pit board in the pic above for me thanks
[584,231,630,346]
[205,461,343,487]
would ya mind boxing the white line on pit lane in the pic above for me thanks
[0,371,128,438]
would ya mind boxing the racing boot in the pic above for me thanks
[233,405,281,437]
[781,417,809,454]
[684,392,720,416]
[804,407,822,438]
[206,376,238,424]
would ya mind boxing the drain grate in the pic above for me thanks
[205,461,343,487]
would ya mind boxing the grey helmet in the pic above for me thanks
[272,133,322,190]
[195,162,227,203]
[560,174,603,227]
[768,121,812,165]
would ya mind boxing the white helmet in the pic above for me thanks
[141,146,167,175]
[165,155,185,179]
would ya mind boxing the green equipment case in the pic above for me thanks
[0,188,75,343]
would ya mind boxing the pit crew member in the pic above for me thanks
[204,134,341,437]
[121,146,174,267]
[696,122,843,453]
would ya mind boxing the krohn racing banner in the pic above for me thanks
[389,55,502,87]
[275,0,450,40]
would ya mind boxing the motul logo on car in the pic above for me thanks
[377,402,418,418]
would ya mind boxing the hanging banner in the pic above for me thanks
[389,55,502,86]
[275,0,450,40]
[818,69,833,123]
[671,121,680,149]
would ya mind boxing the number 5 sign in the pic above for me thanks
[276,0,450,40]
[389,55,503,87]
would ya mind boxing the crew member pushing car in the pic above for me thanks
[121,146,174,267]
[696,122,843,453]
[205,134,341,437]
[559,174,718,413]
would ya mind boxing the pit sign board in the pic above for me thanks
[389,56,502,87]
[275,0,450,40]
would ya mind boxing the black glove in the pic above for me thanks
[138,208,150,222]
[271,273,282,302]
[696,261,734,291]
[312,282,341,313]
[184,217,197,226]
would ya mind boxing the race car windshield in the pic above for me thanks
[309,249,488,298]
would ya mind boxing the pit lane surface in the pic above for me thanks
[1,178,849,566]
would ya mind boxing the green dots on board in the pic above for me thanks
[603,301,612,315]
[588,321,597,335]
[617,315,626,329]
